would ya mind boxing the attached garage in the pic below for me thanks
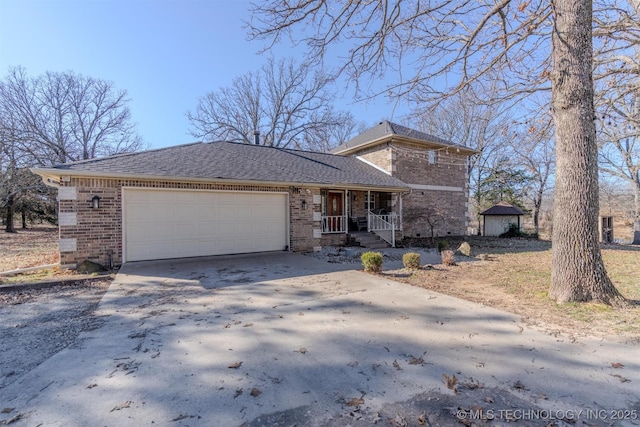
[123,188,288,262]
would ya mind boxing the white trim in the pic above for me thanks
[408,183,463,192]
[355,156,392,176]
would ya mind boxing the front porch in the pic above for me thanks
[320,189,403,246]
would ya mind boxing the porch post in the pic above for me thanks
[367,190,371,232]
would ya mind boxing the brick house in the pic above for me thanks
[331,121,476,239]
[31,121,476,268]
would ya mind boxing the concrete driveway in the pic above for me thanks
[1,252,638,426]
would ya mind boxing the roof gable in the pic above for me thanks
[34,141,409,190]
[330,120,476,155]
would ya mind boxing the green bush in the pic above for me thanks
[402,252,421,269]
[361,251,383,273]
[437,240,448,252]
[441,249,456,266]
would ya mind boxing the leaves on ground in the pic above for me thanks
[408,356,424,365]
[233,388,243,398]
[0,408,14,414]
[393,360,402,370]
[250,387,262,397]
[346,397,365,407]
[611,362,624,368]
[609,373,630,382]
[228,361,243,369]
[443,373,458,393]
[110,401,132,412]
[295,347,308,354]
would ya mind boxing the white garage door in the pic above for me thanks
[123,188,288,262]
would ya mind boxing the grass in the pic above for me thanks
[396,238,640,344]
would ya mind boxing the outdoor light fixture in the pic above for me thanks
[91,195,101,209]
[301,199,307,210]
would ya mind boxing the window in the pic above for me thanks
[428,150,436,164]
[365,193,376,211]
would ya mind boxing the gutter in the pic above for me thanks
[30,168,409,194]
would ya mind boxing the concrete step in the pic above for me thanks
[348,233,390,249]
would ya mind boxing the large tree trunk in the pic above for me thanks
[5,194,16,233]
[549,0,626,305]
[633,183,640,245]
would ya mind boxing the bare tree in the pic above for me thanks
[187,57,355,149]
[414,88,514,232]
[1,67,143,232]
[249,0,626,305]
[0,67,144,166]
[512,117,555,236]
[597,95,640,244]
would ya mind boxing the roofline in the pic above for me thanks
[333,134,479,156]
[30,168,409,193]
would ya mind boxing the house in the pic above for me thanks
[331,121,477,238]
[479,201,525,236]
[31,121,476,268]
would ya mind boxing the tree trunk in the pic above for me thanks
[633,183,640,245]
[21,209,28,229]
[5,195,16,233]
[549,0,626,306]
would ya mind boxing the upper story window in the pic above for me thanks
[427,150,437,164]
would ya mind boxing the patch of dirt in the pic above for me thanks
[0,226,58,272]
[0,278,112,390]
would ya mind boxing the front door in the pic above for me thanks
[328,192,344,232]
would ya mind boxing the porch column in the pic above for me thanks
[367,190,371,232]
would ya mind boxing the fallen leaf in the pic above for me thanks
[417,411,427,425]
[86,383,98,389]
[1,408,14,414]
[110,400,133,412]
[484,396,494,403]
[228,361,243,369]
[234,388,243,398]
[611,362,624,369]
[298,312,304,316]
[443,373,458,393]
[347,397,365,407]
[393,360,402,370]
[243,323,254,327]
[610,373,630,382]
[250,387,261,397]
[513,380,527,390]
[296,347,308,354]
[408,357,424,365]
[391,414,408,427]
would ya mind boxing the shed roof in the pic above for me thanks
[32,141,409,191]
[479,201,526,216]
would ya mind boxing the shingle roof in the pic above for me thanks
[41,141,409,190]
[330,120,473,154]
[479,201,526,216]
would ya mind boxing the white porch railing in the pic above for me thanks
[322,215,347,233]
[367,212,402,247]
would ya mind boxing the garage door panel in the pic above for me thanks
[124,189,287,262]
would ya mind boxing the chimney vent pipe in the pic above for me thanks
[253,131,260,145]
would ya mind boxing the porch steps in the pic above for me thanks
[348,232,390,249]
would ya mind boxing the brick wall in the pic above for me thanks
[345,141,471,237]
[57,178,321,267]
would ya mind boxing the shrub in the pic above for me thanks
[437,240,448,252]
[361,251,383,273]
[402,252,421,269]
[441,249,456,266]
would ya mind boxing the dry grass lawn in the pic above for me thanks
[0,226,58,272]
[393,238,640,344]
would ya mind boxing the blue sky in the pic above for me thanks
[0,0,407,149]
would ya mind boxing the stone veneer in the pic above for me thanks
[57,177,322,268]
